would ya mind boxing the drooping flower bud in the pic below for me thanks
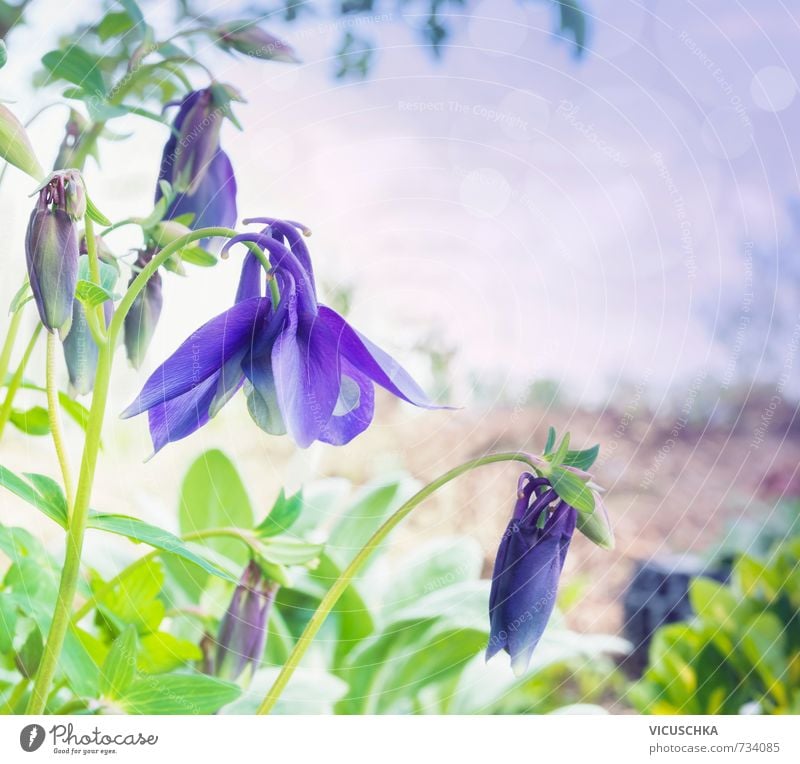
[62,248,116,395]
[215,21,299,63]
[124,249,163,369]
[213,561,277,682]
[25,172,83,334]
[0,103,44,181]
[155,88,238,231]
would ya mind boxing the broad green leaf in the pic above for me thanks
[23,473,67,521]
[100,626,137,699]
[96,11,135,41]
[15,624,43,678]
[75,279,116,308]
[257,537,323,566]
[550,432,571,467]
[137,632,202,675]
[689,578,738,626]
[0,465,67,527]
[88,513,238,585]
[255,489,303,537]
[168,449,254,600]
[42,46,106,97]
[9,406,50,435]
[548,467,595,514]
[117,674,241,714]
[179,246,217,267]
[327,477,419,569]
[97,559,165,635]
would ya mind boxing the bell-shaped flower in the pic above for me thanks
[155,88,237,230]
[25,171,83,335]
[486,472,578,676]
[121,219,438,452]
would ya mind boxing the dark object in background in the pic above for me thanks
[622,554,728,677]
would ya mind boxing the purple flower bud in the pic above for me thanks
[214,561,277,682]
[216,22,299,63]
[124,249,163,369]
[25,173,82,334]
[487,473,578,676]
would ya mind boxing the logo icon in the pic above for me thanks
[20,724,45,753]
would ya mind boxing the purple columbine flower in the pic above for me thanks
[486,472,578,676]
[212,561,277,682]
[121,219,437,453]
[25,171,84,335]
[155,88,237,230]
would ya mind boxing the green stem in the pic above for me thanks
[0,324,42,439]
[45,332,75,511]
[1,678,29,714]
[255,451,537,715]
[0,301,24,387]
[26,339,112,714]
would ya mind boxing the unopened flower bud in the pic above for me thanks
[25,173,83,334]
[214,561,277,682]
[124,249,163,369]
[216,22,299,63]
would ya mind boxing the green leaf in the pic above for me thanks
[15,624,43,678]
[118,0,145,28]
[117,674,241,714]
[9,280,31,314]
[137,632,202,675]
[544,426,557,455]
[88,513,239,585]
[75,279,116,308]
[42,46,106,97]
[550,433,571,467]
[327,477,419,569]
[178,246,217,267]
[168,449,254,600]
[85,193,112,226]
[257,537,323,566]
[96,11,135,41]
[9,406,50,435]
[0,593,18,653]
[255,489,303,537]
[548,467,594,514]
[562,444,600,471]
[0,465,67,527]
[100,626,138,699]
[97,559,165,634]
[23,473,68,520]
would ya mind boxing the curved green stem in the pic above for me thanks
[0,323,42,439]
[45,332,74,510]
[255,451,537,715]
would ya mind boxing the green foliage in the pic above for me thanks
[630,526,800,714]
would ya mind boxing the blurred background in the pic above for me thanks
[1,0,799,712]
